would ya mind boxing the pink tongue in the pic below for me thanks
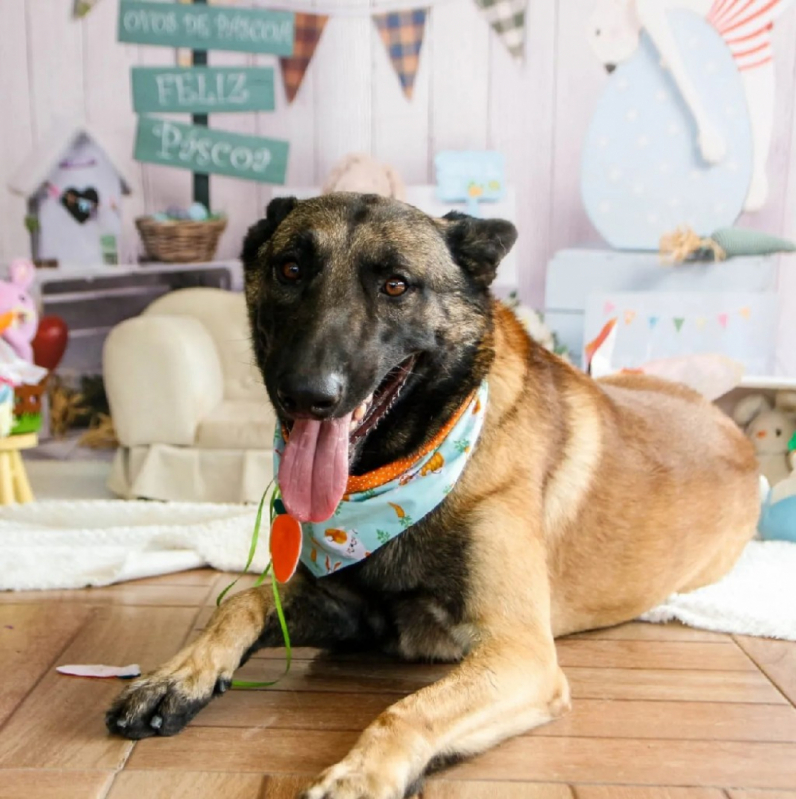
[279,415,351,522]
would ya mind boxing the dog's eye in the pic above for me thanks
[280,262,301,282]
[382,277,408,297]
[776,429,782,437]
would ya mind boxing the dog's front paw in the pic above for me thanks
[105,667,230,740]
[301,758,409,799]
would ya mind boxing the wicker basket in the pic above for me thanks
[136,216,227,263]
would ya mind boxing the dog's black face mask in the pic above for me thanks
[242,193,516,522]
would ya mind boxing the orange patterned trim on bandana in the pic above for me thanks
[281,390,478,495]
[345,390,477,493]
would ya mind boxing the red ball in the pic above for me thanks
[32,316,69,371]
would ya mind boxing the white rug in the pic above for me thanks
[0,500,265,590]
[1,500,794,641]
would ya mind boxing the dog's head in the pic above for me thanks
[242,192,516,521]
[588,0,641,72]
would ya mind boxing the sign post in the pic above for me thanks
[192,0,209,209]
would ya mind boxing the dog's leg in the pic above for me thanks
[106,573,369,739]
[302,515,569,799]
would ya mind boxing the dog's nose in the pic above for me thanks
[277,375,344,420]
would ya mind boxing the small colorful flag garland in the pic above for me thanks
[609,307,755,331]
[373,9,428,100]
[277,0,527,104]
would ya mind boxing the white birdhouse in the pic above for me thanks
[8,122,131,268]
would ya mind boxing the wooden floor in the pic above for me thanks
[1,569,795,799]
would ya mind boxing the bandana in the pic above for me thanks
[273,381,488,577]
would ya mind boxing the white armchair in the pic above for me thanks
[104,287,276,503]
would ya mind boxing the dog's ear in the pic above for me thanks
[241,196,298,267]
[441,211,518,288]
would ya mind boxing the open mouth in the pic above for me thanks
[348,354,417,441]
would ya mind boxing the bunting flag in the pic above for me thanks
[473,0,527,60]
[673,317,685,332]
[648,315,659,329]
[74,0,100,18]
[623,310,636,326]
[280,13,329,104]
[373,9,428,100]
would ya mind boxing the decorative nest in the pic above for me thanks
[136,216,227,263]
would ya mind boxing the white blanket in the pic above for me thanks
[1,500,794,641]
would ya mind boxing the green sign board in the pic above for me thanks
[119,1,294,56]
[134,117,289,185]
[132,67,275,114]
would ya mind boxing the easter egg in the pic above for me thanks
[581,11,753,250]
[32,316,68,372]
[187,202,209,221]
[165,205,190,220]
[152,212,169,222]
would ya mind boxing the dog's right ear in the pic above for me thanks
[241,196,298,267]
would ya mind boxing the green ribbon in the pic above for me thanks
[216,482,292,689]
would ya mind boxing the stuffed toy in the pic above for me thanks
[733,392,796,487]
[322,153,406,201]
[660,225,796,264]
[0,259,38,362]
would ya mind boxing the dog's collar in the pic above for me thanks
[273,381,488,577]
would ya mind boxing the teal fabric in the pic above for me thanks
[274,382,488,577]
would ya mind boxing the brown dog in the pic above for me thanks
[107,193,759,799]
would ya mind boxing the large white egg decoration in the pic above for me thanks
[581,10,753,251]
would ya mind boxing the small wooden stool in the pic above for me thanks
[0,432,36,505]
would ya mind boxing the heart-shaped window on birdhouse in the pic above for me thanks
[61,187,100,224]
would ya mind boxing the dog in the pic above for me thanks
[106,193,760,799]
[588,0,793,211]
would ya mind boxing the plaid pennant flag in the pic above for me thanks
[473,0,527,60]
[280,13,329,104]
[373,9,428,100]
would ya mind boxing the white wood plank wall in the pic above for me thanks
[0,0,794,371]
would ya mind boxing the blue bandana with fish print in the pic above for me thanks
[273,381,488,577]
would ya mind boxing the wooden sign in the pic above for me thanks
[118,1,295,56]
[131,67,275,114]
[134,117,289,185]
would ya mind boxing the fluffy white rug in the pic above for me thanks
[0,500,265,590]
[1,500,794,641]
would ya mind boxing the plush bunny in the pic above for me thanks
[0,260,38,362]
[733,392,796,487]
[321,153,406,201]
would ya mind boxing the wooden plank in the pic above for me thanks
[0,0,35,262]
[487,0,557,305]
[371,0,430,184]
[107,771,267,799]
[541,699,796,743]
[82,0,148,264]
[196,689,796,744]
[425,780,574,798]
[0,604,91,726]
[727,792,796,799]
[734,635,796,707]
[130,569,218,588]
[556,640,757,672]
[312,1,372,179]
[131,66,275,113]
[575,789,726,799]
[134,117,289,185]
[0,770,114,799]
[126,727,357,773]
[566,666,786,705]
[0,606,196,769]
[448,738,796,789]
[118,2,294,56]
[0,584,209,607]
[566,622,727,643]
[204,49,263,263]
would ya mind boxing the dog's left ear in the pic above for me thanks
[441,211,518,288]
[241,196,298,268]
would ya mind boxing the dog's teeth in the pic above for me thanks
[353,402,368,421]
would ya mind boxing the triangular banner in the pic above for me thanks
[373,9,428,100]
[695,316,707,330]
[648,315,659,329]
[624,310,636,326]
[473,0,527,60]
[673,317,685,332]
[739,306,751,320]
[718,313,729,329]
[280,13,329,104]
